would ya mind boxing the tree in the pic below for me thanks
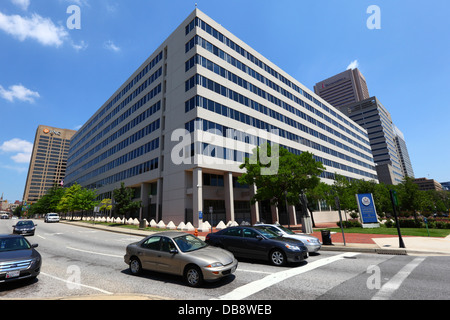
[238,143,325,227]
[113,182,141,219]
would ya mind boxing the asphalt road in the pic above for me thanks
[1,219,449,301]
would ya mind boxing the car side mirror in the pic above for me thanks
[256,235,263,240]
[169,248,178,254]
[31,244,38,248]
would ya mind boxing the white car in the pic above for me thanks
[255,223,321,253]
[44,213,60,223]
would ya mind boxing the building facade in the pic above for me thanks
[393,125,414,178]
[65,9,378,227]
[314,68,370,109]
[23,125,76,203]
[338,97,404,185]
[413,178,443,192]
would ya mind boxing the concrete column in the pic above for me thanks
[140,183,150,221]
[192,168,203,228]
[289,205,297,226]
[155,179,162,222]
[224,172,235,223]
[271,204,279,224]
[250,183,260,224]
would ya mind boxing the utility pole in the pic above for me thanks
[390,190,405,248]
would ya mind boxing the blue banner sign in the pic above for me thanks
[356,193,378,224]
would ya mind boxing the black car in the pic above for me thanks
[0,235,42,283]
[205,226,308,266]
[12,220,37,236]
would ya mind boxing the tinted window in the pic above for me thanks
[0,237,31,252]
[243,228,258,238]
[141,236,161,250]
[160,237,177,253]
[222,228,242,237]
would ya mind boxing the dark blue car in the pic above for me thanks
[205,226,308,266]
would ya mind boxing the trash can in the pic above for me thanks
[321,230,332,245]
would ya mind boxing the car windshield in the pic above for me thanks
[0,237,31,252]
[254,226,280,239]
[16,221,33,227]
[173,234,207,253]
[277,225,296,235]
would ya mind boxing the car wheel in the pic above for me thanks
[129,257,142,276]
[184,265,203,288]
[270,249,286,266]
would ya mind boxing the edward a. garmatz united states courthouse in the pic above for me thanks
[64,9,378,227]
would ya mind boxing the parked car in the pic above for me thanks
[205,226,308,266]
[1,214,9,220]
[0,234,42,283]
[44,213,60,223]
[124,231,238,287]
[12,220,37,236]
[255,223,322,253]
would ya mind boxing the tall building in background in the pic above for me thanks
[23,125,76,203]
[65,9,377,227]
[315,67,416,185]
[338,97,404,185]
[393,125,414,178]
[314,68,370,108]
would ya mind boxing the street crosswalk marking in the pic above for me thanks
[372,257,426,300]
[213,252,360,300]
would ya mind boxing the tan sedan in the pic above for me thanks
[124,231,238,287]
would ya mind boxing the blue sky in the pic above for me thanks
[0,0,449,201]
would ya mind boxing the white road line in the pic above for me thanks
[37,235,46,240]
[66,246,123,258]
[237,269,273,275]
[40,272,113,295]
[214,252,360,300]
[372,257,426,300]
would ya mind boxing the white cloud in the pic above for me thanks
[0,138,33,164]
[72,40,88,51]
[104,40,121,52]
[0,11,68,47]
[11,0,30,11]
[0,84,40,103]
[347,60,359,70]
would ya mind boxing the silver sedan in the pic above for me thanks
[256,223,322,253]
[124,231,238,287]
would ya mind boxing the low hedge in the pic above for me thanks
[385,219,450,229]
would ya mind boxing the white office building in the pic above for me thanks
[65,9,378,227]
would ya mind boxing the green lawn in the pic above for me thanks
[319,225,450,238]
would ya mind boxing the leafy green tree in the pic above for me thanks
[238,144,325,208]
[113,182,141,219]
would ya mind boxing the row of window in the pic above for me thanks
[185,78,374,164]
[72,136,160,186]
[71,51,163,147]
[85,157,159,190]
[66,113,161,182]
[67,99,161,177]
[186,117,377,179]
[186,37,369,146]
[185,17,367,138]
[69,67,162,159]
[186,53,371,154]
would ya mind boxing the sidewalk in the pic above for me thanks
[60,220,450,256]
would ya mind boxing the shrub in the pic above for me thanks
[337,220,362,228]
